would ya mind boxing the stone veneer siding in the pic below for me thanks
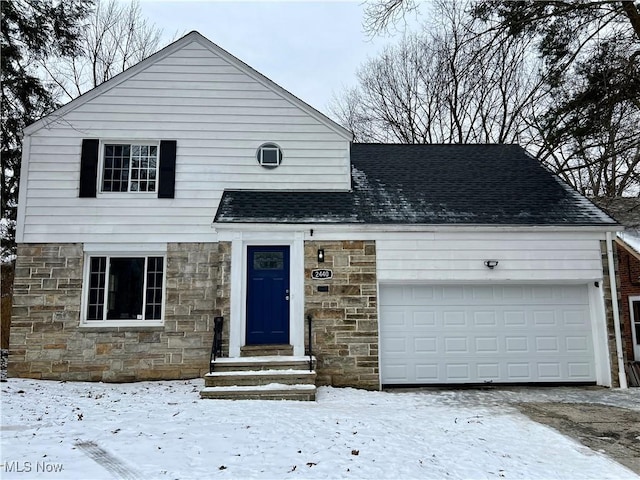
[9,242,228,381]
[304,240,379,389]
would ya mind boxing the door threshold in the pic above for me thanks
[241,344,294,357]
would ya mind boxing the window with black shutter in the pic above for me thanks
[82,139,177,197]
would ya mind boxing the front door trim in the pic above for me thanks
[228,231,305,357]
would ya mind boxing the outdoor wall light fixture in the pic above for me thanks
[317,249,325,263]
[484,260,499,269]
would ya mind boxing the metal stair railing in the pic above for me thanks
[209,316,223,373]
[306,314,313,372]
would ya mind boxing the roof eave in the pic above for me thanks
[212,221,620,232]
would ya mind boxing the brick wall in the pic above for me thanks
[9,242,226,381]
[304,240,379,389]
[617,242,640,363]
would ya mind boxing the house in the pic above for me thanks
[9,31,626,399]
[594,197,640,385]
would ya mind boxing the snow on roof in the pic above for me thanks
[216,144,619,227]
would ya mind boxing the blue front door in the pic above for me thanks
[246,246,290,345]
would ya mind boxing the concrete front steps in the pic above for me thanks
[201,355,317,401]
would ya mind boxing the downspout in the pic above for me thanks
[606,231,628,389]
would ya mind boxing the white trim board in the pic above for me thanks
[228,231,305,357]
[214,223,619,237]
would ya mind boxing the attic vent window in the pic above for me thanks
[257,143,283,168]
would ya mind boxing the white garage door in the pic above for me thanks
[380,284,596,385]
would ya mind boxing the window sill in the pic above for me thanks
[95,192,158,199]
[78,323,164,332]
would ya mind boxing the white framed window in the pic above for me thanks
[256,143,283,168]
[630,296,640,361]
[101,143,159,193]
[83,254,165,326]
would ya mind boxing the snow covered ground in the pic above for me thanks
[1,379,638,480]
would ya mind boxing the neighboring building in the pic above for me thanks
[595,197,640,385]
[10,32,625,397]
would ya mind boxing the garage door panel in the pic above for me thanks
[446,363,471,381]
[505,336,529,352]
[413,286,435,300]
[415,363,439,381]
[477,363,500,379]
[532,286,555,300]
[563,310,588,326]
[380,284,595,384]
[504,311,527,326]
[444,337,468,353]
[568,362,592,378]
[383,362,409,382]
[475,337,499,353]
[414,337,437,353]
[413,311,436,326]
[473,311,497,326]
[538,363,561,379]
[502,286,526,300]
[507,363,531,379]
[566,336,589,353]
[384,308,408,327]
[533,310,558,326]
[535,337,560,352]
[443,286,465,300]
[443,311,467,326]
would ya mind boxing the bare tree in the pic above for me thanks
[363,0,419,36]
[353,0,640,196]
[332,0,547,147]
[40,0,164,102]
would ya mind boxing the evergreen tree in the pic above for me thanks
[473,1,640,196]
[1,0,92,259]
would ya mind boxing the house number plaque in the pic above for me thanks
[311,269,333,280]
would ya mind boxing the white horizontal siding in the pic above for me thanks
[21,39,350,244]
[377,231,604,282]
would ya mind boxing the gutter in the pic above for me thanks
[212,222,620,234]
[606,231,628,389]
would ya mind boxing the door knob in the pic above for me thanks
[285,289,290,301]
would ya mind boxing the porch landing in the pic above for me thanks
[201,355,317,401]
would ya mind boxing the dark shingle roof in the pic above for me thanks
[215,144,616,226]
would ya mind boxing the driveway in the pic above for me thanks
[391,386,640,475]
[516,401,640,474]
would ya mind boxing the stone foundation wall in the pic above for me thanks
[9,242,226,382]
[304,240,379,389]
[601,240,622,387]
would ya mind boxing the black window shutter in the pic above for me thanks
[79,139,99,197]
[158,140,177,198]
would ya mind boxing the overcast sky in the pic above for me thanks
[137,1,420,117]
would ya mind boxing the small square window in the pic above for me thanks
[256,143,283,168]
[261,148,279,165]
